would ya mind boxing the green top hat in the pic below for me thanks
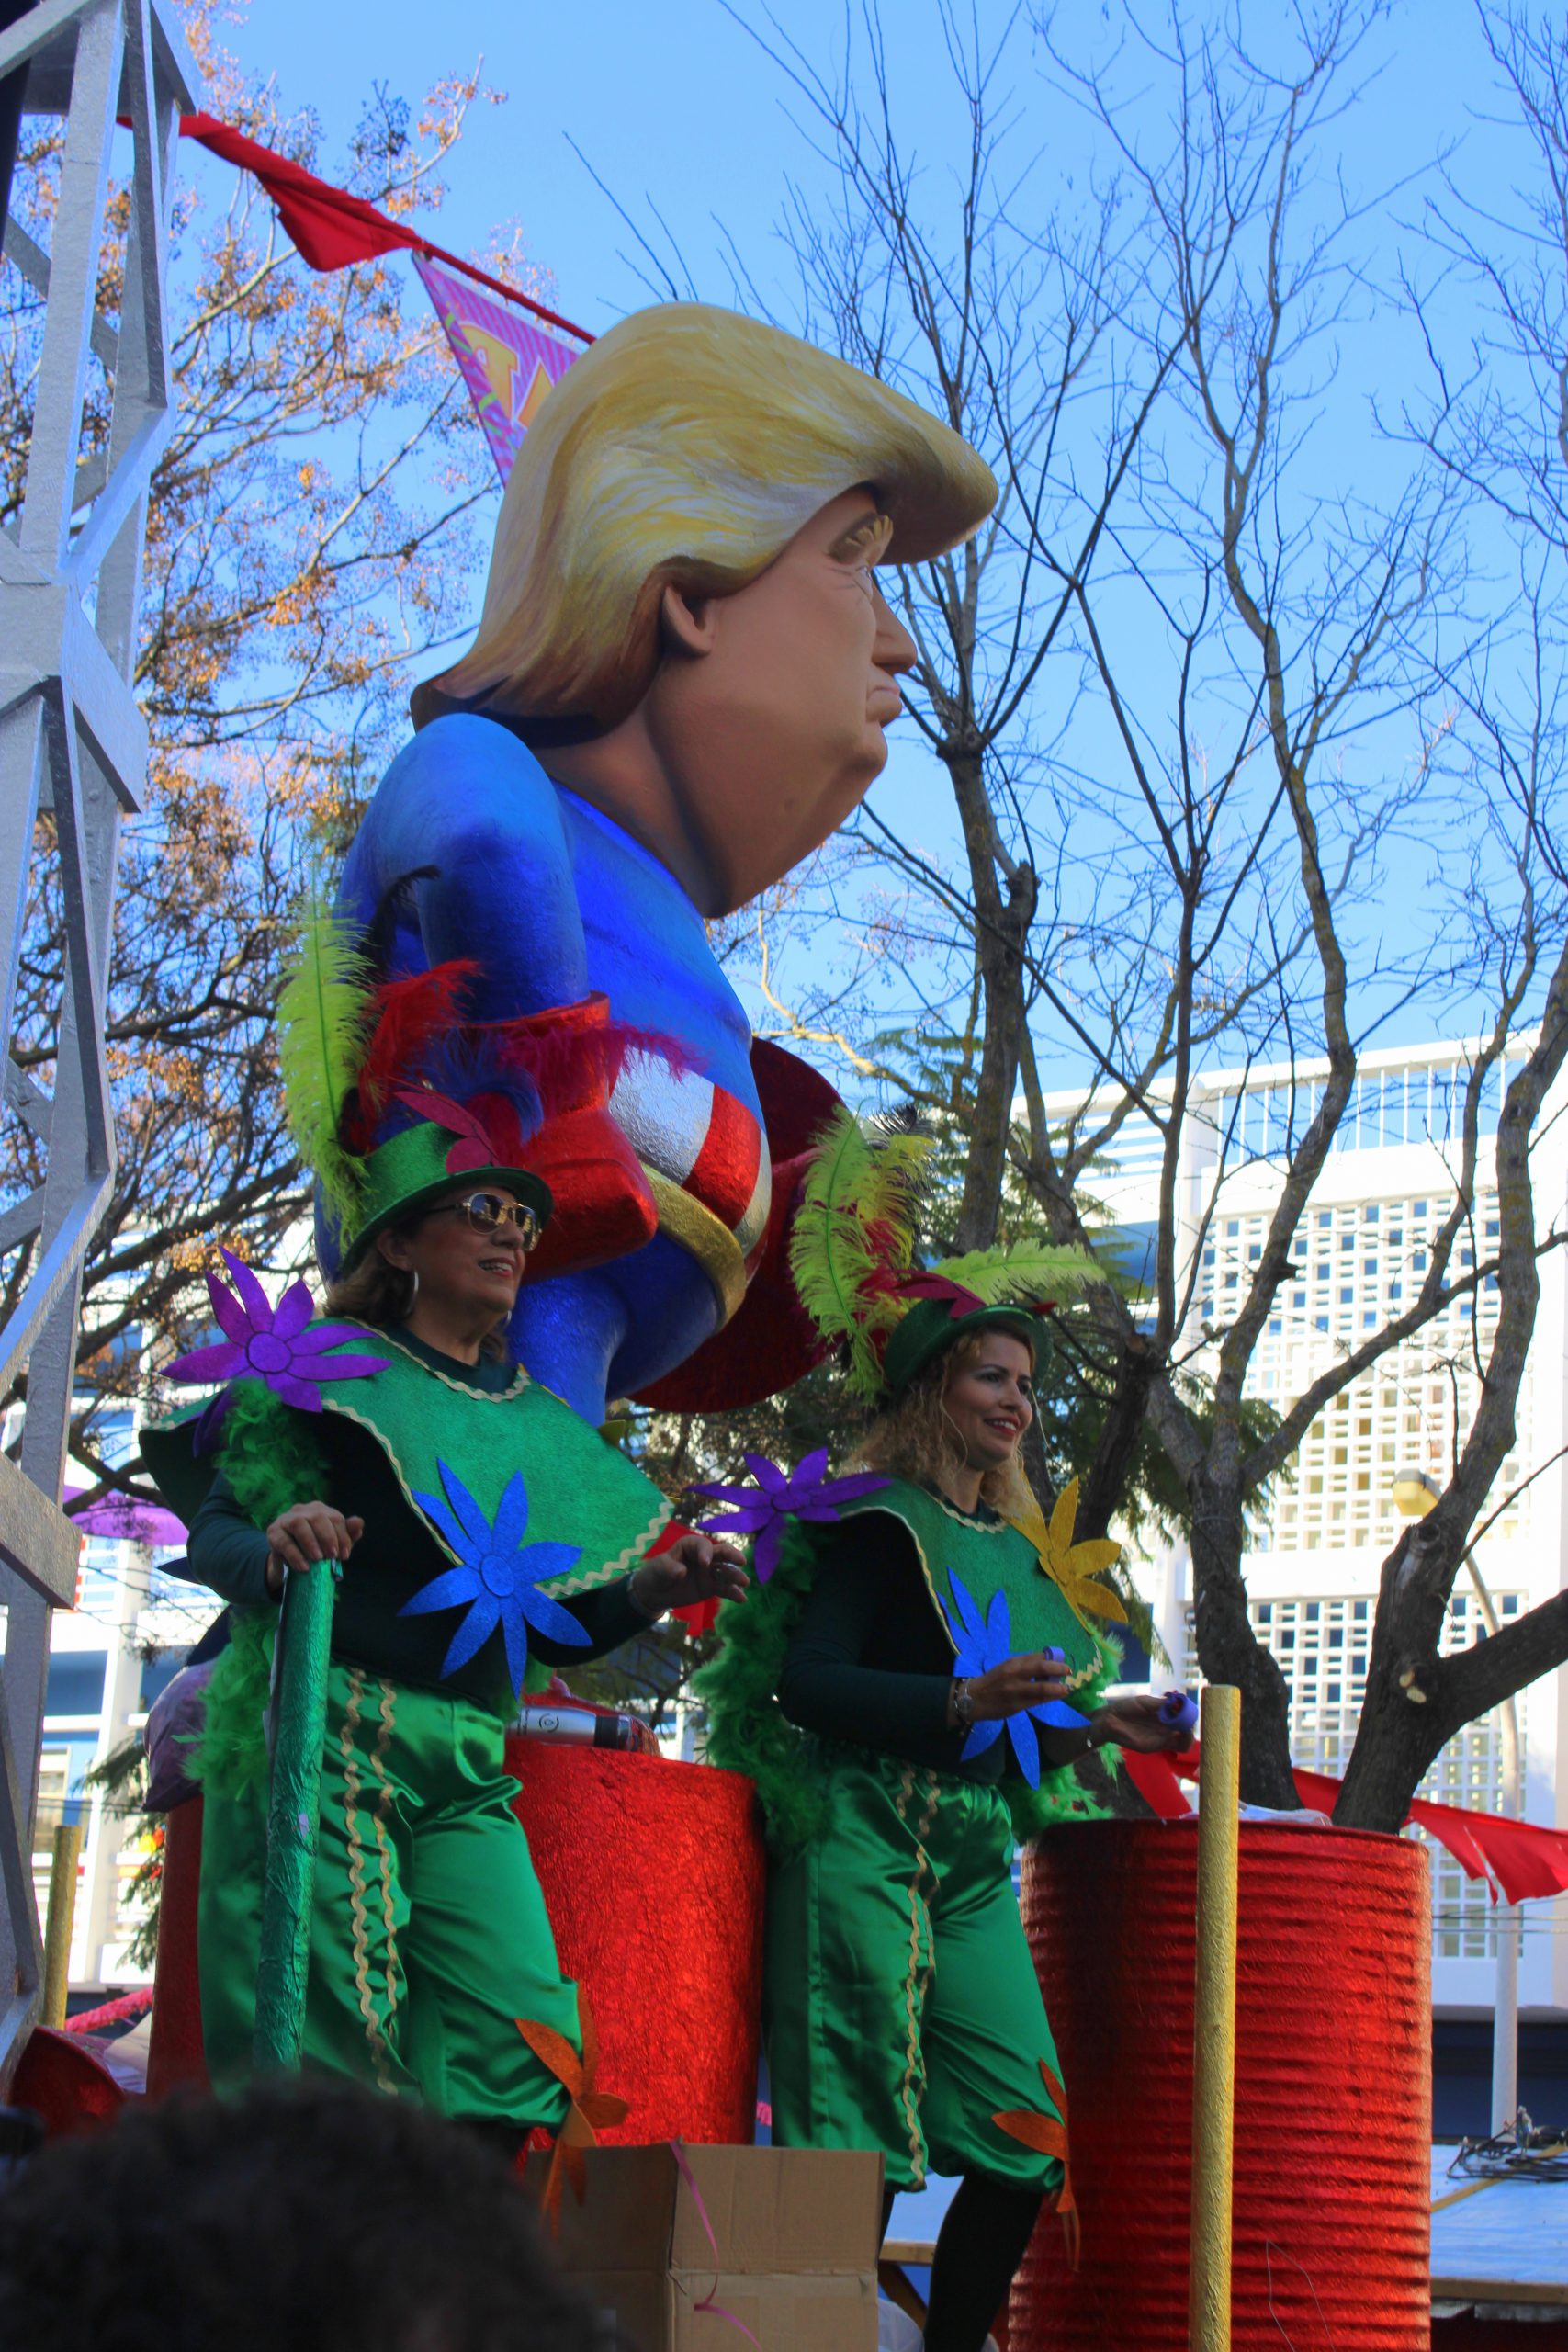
[880,1296,1044,1398]
[343,1119,554,1269]
[787,1108,1101,1400]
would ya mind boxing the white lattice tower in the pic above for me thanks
[0,0,199,2078]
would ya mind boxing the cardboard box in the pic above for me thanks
[526,2143,885,2350]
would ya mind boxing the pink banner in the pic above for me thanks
[412,253,578,486]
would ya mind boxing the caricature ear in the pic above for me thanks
[659,579,720,660]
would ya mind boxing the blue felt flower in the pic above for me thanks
[941,1571,1089,1789]
[400,1461,589,1690]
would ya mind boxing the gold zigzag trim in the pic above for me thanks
[367,1679,400,2034]
[892,1764,937,2186]
[339,1669,397,2096]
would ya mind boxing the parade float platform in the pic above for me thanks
[1429,2143,1568,2340]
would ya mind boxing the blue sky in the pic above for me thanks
[197,1,1548,1083]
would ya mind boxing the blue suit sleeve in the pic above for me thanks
[185,1471,276,1610]
[338,716,589,1017]
[529,1578,649,1667]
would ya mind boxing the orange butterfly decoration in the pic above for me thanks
[516,1992,630,2231]
[993,2060,1080,2269]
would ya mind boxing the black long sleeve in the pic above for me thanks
[778,1516,1003,1779]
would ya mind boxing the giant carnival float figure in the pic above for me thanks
[334,304,997,1420]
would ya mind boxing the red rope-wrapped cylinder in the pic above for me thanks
[147,1749,765,2147]
[1012,1821,1429,2352]
[506,1739,764,2144]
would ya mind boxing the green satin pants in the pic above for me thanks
[764,1742,1064,2192]
[198,1661,577,2128]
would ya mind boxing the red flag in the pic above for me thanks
[177,114,592,345]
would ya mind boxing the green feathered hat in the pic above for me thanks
[276,897,553,1268]
[786,1108,1103,1398]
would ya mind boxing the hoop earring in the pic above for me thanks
[404,1267,420,1310]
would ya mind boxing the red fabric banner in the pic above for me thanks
[1117,1741,1568,1906]
[176,113,594,345]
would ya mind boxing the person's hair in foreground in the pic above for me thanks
[0,2078,606,2352]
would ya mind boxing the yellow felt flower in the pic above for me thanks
[1010,1477,1129,1630]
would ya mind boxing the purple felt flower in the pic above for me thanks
[691,1448,889,1582]
[167,1248,390,1413]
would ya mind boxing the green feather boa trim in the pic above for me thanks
[695,1518,1122,1856]
[189,1607,275,1801]
[188,1381,331,1799]
[694,1520,829,1858]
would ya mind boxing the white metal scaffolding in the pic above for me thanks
[0,0,198,2079]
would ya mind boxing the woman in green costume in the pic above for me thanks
[698,1115,1187,2352]
[145,923,743,2149]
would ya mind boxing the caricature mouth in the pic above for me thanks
[868,675,903,722]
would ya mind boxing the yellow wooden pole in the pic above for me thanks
[41,1819,84,2029]
[1190,1684,1241,2352]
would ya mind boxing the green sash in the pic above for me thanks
[834,1480,1105,1695]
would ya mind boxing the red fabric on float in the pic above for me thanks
[1011,1820,1430,2352]
[1119,1742,1568,1905]
[144,1747,763,2146]
[12,2026,126,2137]
[510,1741,763,2144]
[146,1796,209,2099]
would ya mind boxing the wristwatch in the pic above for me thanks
[951,1676,974,1728]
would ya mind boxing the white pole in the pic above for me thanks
[1492,1905,1519,2132]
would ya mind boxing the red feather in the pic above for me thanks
[342,963,479,1151]
[392,1083,499,1172]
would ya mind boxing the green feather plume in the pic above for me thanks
[276,894,376,1227]
[931,1239,1104,1305]
[787,1109,934,1396]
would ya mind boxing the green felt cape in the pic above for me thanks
[830,1479,1105,1694]
[144,1324,671,1603]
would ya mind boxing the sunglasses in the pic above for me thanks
[429,1193,539,1245]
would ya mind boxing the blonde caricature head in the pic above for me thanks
[412,303,998,734]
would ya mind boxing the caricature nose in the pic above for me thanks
[872,581,918,674]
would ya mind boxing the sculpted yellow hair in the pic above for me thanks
[412,302,998,734]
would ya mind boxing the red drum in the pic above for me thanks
[1011,1820,1430,2351]
[146,1744,765,2149]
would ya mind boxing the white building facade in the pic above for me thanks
[1061,1036,1568,2017]
[14,1393,214,1989]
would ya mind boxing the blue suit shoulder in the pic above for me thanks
[377,712,559,803]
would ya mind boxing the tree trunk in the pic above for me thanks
[1077,1335,1158,1542]
[942,741,1037,1251]
[1330,1649,1449,1832]
[1187,1462,1298,1805]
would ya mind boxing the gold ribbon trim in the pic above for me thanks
[642,1165,748,1325]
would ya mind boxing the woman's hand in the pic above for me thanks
[263,1501,365,1598]
[629,1530,749,1621]
[1088,1692,1188,1754]
[964,1651,1075,1723]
